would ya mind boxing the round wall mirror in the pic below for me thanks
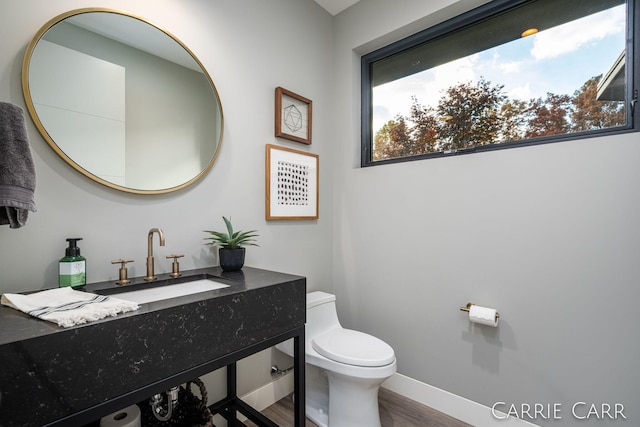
[22,8,224,194]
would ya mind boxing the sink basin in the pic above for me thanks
[110,279,229,304]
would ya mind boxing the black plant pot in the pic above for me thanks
[219,247,245,271]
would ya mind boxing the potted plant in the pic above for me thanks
[204,216,259,271]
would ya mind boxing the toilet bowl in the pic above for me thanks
[276,291,396,427]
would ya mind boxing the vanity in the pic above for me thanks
[0,266,306,427]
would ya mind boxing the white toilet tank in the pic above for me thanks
[275,291,341,357]
[306,291,341,339]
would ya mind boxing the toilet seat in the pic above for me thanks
[311,329,395,367]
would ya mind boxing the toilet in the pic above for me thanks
[276,291,397,427]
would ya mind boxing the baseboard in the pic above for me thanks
[214,371,538,427]
[242,372,295,415]
[212,373,294,426]
[382,373,539,427]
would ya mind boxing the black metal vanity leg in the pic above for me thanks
[293,328,305,427]
[227,362,237,419]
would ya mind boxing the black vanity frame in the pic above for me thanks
[210,329,305,427]
[0,267,306,427]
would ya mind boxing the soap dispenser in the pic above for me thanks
[59,238,86,288]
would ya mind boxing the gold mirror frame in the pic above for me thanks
[22,8,224,195]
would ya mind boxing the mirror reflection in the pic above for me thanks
[22,9,223,194]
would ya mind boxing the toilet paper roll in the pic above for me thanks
[469,305,499,327]
[100,404,141,427]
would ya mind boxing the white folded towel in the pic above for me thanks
[1,287,139,328]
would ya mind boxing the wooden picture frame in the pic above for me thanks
[275,87,312,144]
[266,144,318,220]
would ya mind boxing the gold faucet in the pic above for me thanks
[145,228,165,281]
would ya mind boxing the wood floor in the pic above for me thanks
[245,388,472,427]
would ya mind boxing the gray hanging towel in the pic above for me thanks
[0,102,36,228]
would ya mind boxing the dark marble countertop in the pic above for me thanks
[0,266,306,427]
[0,266,301,345]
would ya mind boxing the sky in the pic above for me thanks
[372,4,626,133]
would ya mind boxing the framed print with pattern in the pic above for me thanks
[275,87,312,144]
[266,144,318,220]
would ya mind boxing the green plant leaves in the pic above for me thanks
[204,216,259,249]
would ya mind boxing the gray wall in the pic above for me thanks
[0,0,334,295]
[2,0,638,425]
[0,0,333,399]
[332,1,639,425]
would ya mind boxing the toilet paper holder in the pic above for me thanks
[459,302,500,318]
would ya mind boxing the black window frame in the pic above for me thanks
[361,0,639,167]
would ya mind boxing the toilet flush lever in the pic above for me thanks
[166,254,184,278]
[111,259,134,285]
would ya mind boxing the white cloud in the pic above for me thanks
[531,6,625,61]
[498,60,523,74]
[370,4,625,133]
[372,55,480,131]
[508,82,532,100]
[489,51,523,74]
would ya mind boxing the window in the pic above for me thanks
[361,0,638,166]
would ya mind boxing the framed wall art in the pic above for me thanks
[275,87,312,145]
[266,144,318,220]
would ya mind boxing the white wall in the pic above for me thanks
[31,39,127,185]
[332,1,640,425]
[0,0,333,400]
[3,0,639,424]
